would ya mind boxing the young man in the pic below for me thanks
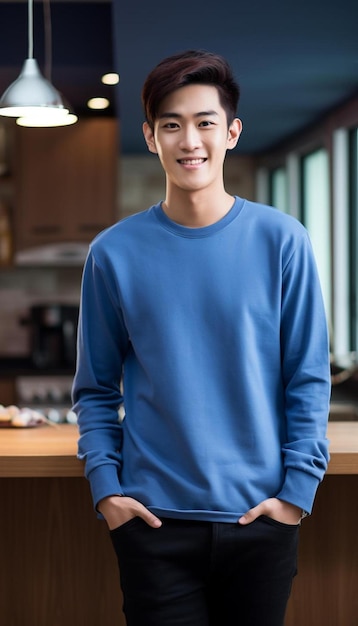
[72,50,330,626]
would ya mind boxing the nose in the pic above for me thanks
[179,125,202,151]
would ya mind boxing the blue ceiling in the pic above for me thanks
[0,0,357,155]
[113,0,358,154]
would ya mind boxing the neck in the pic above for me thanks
[162,188,234,228]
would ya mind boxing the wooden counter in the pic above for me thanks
[1,421,358,477]
[325,421,358,473]
[0,423,82,477]
[0,422,357,626]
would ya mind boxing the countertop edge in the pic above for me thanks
[1,422,358,478]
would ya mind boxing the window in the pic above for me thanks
[332,128,350,360]
[256,96,358,362]
[301,148,332,327]
[269,167,288,212]
[349,128,358,351]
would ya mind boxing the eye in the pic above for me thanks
[162,122,179,129]
[198,120,214,127]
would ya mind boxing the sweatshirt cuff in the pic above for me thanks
[276,467,321,515]
[87,464,123,515]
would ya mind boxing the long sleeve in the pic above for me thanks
[72,249,129,508]
[276,230,330,512]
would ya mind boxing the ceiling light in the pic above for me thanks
[16,112,78,127]
[0,58,68,118]
[87,97,110,110]
[0,0,77,126]
[101,73,120,86]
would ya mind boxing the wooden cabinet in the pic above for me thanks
[0,120,15,266]
[0,476,125,626]
[0,377,16,405]
[13,118,118,251]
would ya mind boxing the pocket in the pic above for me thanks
[109,516,158,564]
[109,516,145,559]
[259,515,300,532]
[109,515,142,536]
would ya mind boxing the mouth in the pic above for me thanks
[177,158,207,165]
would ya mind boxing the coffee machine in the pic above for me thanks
[22,304,79,369]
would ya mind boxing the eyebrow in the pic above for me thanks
[158,110,219,120]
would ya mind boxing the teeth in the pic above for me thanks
[179,158,205,165]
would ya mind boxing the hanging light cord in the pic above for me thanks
[43,0,52,82]
[28,0,34,59]
[27,0,52,80]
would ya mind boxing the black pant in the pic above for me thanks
[110,516,299,626]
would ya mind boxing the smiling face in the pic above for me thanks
[143,84,242,198]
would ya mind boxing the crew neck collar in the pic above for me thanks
[152,196,246,238]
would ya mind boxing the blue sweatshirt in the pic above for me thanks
[72,197,330,521]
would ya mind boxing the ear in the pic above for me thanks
[143,121,158,154]
[227,118,242,151]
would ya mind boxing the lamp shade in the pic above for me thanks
[0,58,68,117]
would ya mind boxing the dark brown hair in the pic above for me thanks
[141,49,240,130]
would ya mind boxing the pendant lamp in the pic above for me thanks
[0,0,77,126]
